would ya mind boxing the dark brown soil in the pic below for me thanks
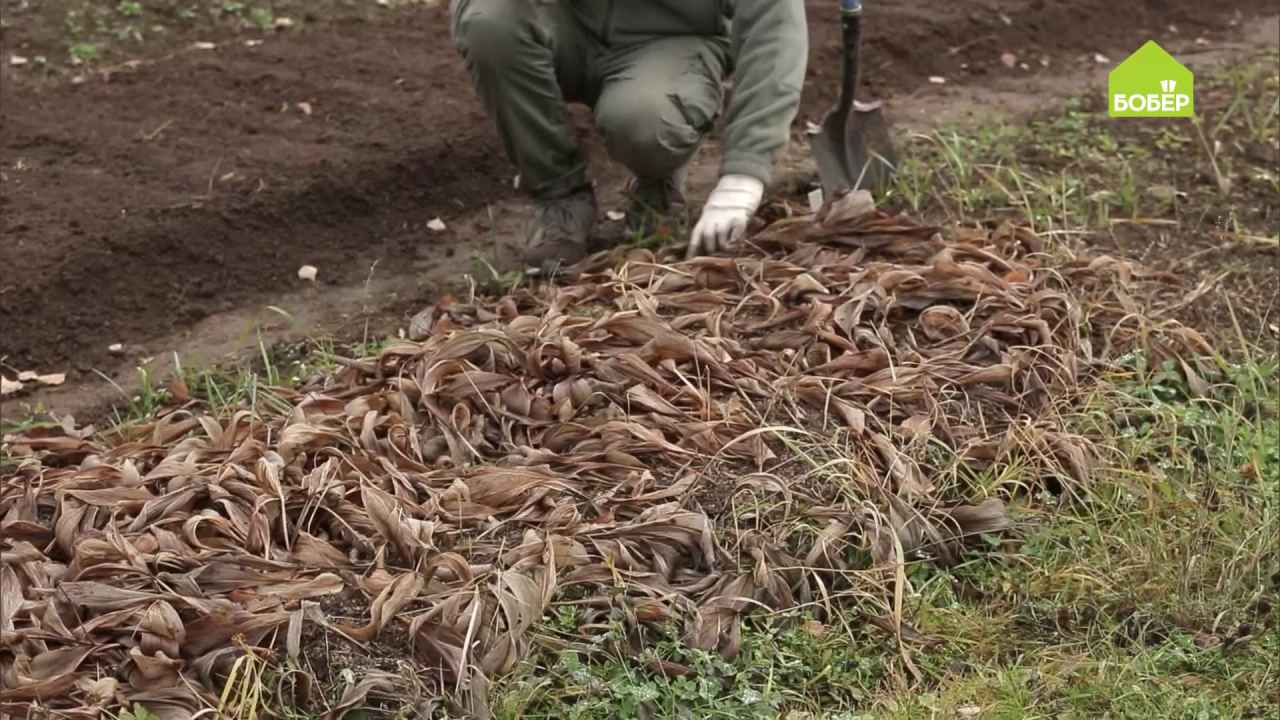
[0,0,1274,378]
[1,7,512,375]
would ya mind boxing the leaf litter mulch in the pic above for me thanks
[1,192,1214,719]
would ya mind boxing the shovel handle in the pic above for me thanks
[838,0,863,117]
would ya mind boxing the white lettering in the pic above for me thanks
[1112,93,1192,114]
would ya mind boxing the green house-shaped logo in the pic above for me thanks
[1108,41,1194,118]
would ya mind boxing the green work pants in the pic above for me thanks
[449,0,730,200]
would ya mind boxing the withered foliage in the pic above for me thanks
[1,194,1209,718]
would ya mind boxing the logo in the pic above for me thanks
[1108,41,1194,118]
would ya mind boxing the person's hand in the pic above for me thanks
[686,174,764,258]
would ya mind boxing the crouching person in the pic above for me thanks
[449,0,807,271]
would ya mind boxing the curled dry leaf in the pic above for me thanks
[0,198,1211,718]
[819,189,875,226]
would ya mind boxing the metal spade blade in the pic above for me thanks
[813,0,897,200]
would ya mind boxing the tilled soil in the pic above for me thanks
[0,0,1273,379]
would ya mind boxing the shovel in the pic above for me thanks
[812,0,897,201]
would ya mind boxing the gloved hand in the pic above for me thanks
[686,174,764,258]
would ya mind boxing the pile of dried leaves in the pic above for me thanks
[1,193,1211,718]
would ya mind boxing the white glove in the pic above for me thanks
[686,174,764,258]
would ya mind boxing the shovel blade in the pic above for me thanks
[814,101,897,201]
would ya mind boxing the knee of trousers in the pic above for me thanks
[451,0,536,67]
[597,93,713,180]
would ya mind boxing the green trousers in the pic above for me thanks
[449,0,730,200]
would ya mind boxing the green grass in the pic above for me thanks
[493,615,893,720]
[883,52,1279,242]
[469,255,528,297]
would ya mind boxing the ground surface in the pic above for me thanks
[1,0,1276,421]
[1,3,1278,720]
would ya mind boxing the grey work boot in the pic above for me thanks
[624,165,689,240]
[523,186,598,275]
